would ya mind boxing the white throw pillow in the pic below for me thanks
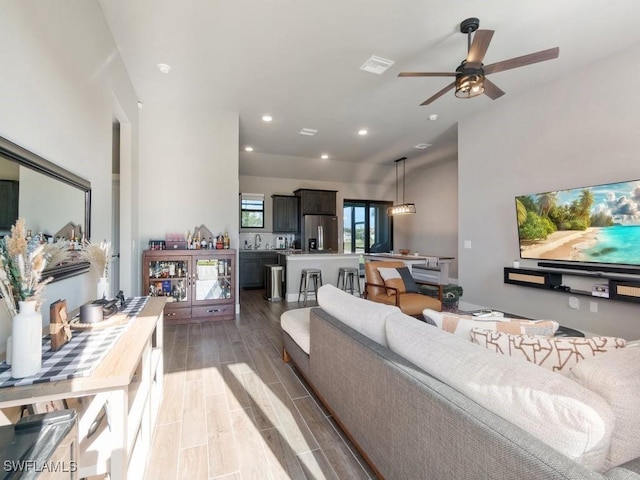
[423,309,559,338]
[569,344,640,469]
[317,284,399,346]
[471,329,626,374]
[385,312,613,471]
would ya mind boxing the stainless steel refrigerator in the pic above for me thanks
[304,215,339,252]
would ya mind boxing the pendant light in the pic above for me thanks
[387,157,416,216]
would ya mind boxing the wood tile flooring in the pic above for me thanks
[145,289,377,480]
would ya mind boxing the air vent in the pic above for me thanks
[299,128,318,136]
[414,143,432,149]
[360,55,395,75]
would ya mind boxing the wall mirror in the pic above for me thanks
[0,135,91,281]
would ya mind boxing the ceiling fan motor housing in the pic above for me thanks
[460,17,480,34]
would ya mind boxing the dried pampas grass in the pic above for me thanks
[80,240,111,278]
[0,218,52,313]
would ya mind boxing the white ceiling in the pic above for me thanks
[99,0,640,183]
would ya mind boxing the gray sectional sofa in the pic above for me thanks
[281,285,640,480]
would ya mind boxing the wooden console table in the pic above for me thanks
[0,296,166,479]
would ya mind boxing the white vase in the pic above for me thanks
[97,276,109,300]
[11,300,43,379]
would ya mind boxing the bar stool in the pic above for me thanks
[298,268,323,306]
[337,266,362,297]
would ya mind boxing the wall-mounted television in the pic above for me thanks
[515,179,640,267]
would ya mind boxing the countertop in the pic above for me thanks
[282,252,360,259]
[365,253,455,261]
[240,248,302,254]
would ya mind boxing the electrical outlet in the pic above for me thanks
[590,301,598,313]
[464,240,472,249]
[569,296,579,309]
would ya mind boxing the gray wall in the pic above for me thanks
[393,158,459,278]
[458,43,640,340]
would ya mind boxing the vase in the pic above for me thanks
[11,300,43,379]
[97,276,109,300]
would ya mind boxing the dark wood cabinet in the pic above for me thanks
[240,251,278,289]
[294,188,337,215]
[272,195,299,233]
[142,249,236,322]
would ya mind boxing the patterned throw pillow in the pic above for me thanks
[423,309,559,338]
[377,266,420,295]
[470,328,627,374]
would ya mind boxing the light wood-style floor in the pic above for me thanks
[144,289,377,480]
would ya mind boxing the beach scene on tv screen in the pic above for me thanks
[516,179,640,266]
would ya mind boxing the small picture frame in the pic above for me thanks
[27,399,68,415]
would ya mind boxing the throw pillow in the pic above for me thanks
[385,313,614,470]
[470,329,627,374]
[377,266,420,295]
[423,309,559,338]
[569,344,640,469]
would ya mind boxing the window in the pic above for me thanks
[240,193,265,228]
[343,200,393,254]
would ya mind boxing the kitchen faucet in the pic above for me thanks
[254,233,262,249]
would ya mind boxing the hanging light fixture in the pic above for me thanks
[387,157,416,216]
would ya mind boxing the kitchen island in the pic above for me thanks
[278,252,361,301]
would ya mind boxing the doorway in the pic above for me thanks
[111,121,121,298]
[343,200,392,254]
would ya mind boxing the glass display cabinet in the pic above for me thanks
[142,249,236,322]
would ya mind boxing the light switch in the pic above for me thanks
[569,297,579,309]
[590,301,598,313]
[464,240,472,249]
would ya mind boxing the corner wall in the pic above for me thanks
[458,44,640,339]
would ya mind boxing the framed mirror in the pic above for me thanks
[0,135,91,281]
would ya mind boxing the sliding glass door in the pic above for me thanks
[343,200,392,254]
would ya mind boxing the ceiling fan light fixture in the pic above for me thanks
[455,72,484,99]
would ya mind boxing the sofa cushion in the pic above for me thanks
[317,284,399,347]
[569,344,640,469]
[377,266,420,295]
[471,329,626,374]
[385,312,614,471]
[423,309,559,338]
[280,307,313,355]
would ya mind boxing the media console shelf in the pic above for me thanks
[504,266,640,304]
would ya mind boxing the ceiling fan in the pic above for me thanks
[399,17,559,106]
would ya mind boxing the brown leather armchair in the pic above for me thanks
[364,261,442,316]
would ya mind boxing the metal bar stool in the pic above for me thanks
[337,266,361,297]
[298,268,323,306]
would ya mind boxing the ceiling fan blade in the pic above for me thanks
[484,47,559,75]
[466,29,494,67]
[483,77,505,100]
[398,72,456,77]
[420,81,456,106]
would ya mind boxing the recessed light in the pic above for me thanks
[157,63,172,74]
[358,129,368,136]
[299,128,318,136]
[245,146,254,152]
[414,143,432,149]
[321,154,329,160]
[428,114,438,121]
[262,115,273,122]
